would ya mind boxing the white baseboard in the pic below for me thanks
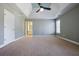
[0,36,24,48]
[32,35,55,37]
[16,36,25,41]
[56,35,79,45]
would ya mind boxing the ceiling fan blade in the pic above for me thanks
[36,9,40,13]
[40,6,51,10]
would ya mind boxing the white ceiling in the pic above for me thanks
[4,3,76,20]
[30,3,77,20]
[2,3,25,16]
[2,3,32,18]
[16,3,32,18]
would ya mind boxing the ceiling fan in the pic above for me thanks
[36,3,51,13]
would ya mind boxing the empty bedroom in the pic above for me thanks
[0,3,79,56]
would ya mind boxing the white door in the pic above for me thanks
[4,9,15,44]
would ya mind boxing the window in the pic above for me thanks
[56,19,60,34]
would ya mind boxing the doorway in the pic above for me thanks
[25,21,32,37]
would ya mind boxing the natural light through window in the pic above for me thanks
[56,19,60,34]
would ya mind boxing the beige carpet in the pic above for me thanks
[0,36,79,56]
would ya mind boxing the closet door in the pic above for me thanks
[4,9,15,44]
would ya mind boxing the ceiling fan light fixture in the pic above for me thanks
[40,8,44,12]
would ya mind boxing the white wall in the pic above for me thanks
[15,15,25,39]
[3,4,26,39]
[32,19,55,35]
[0,4,26,47]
